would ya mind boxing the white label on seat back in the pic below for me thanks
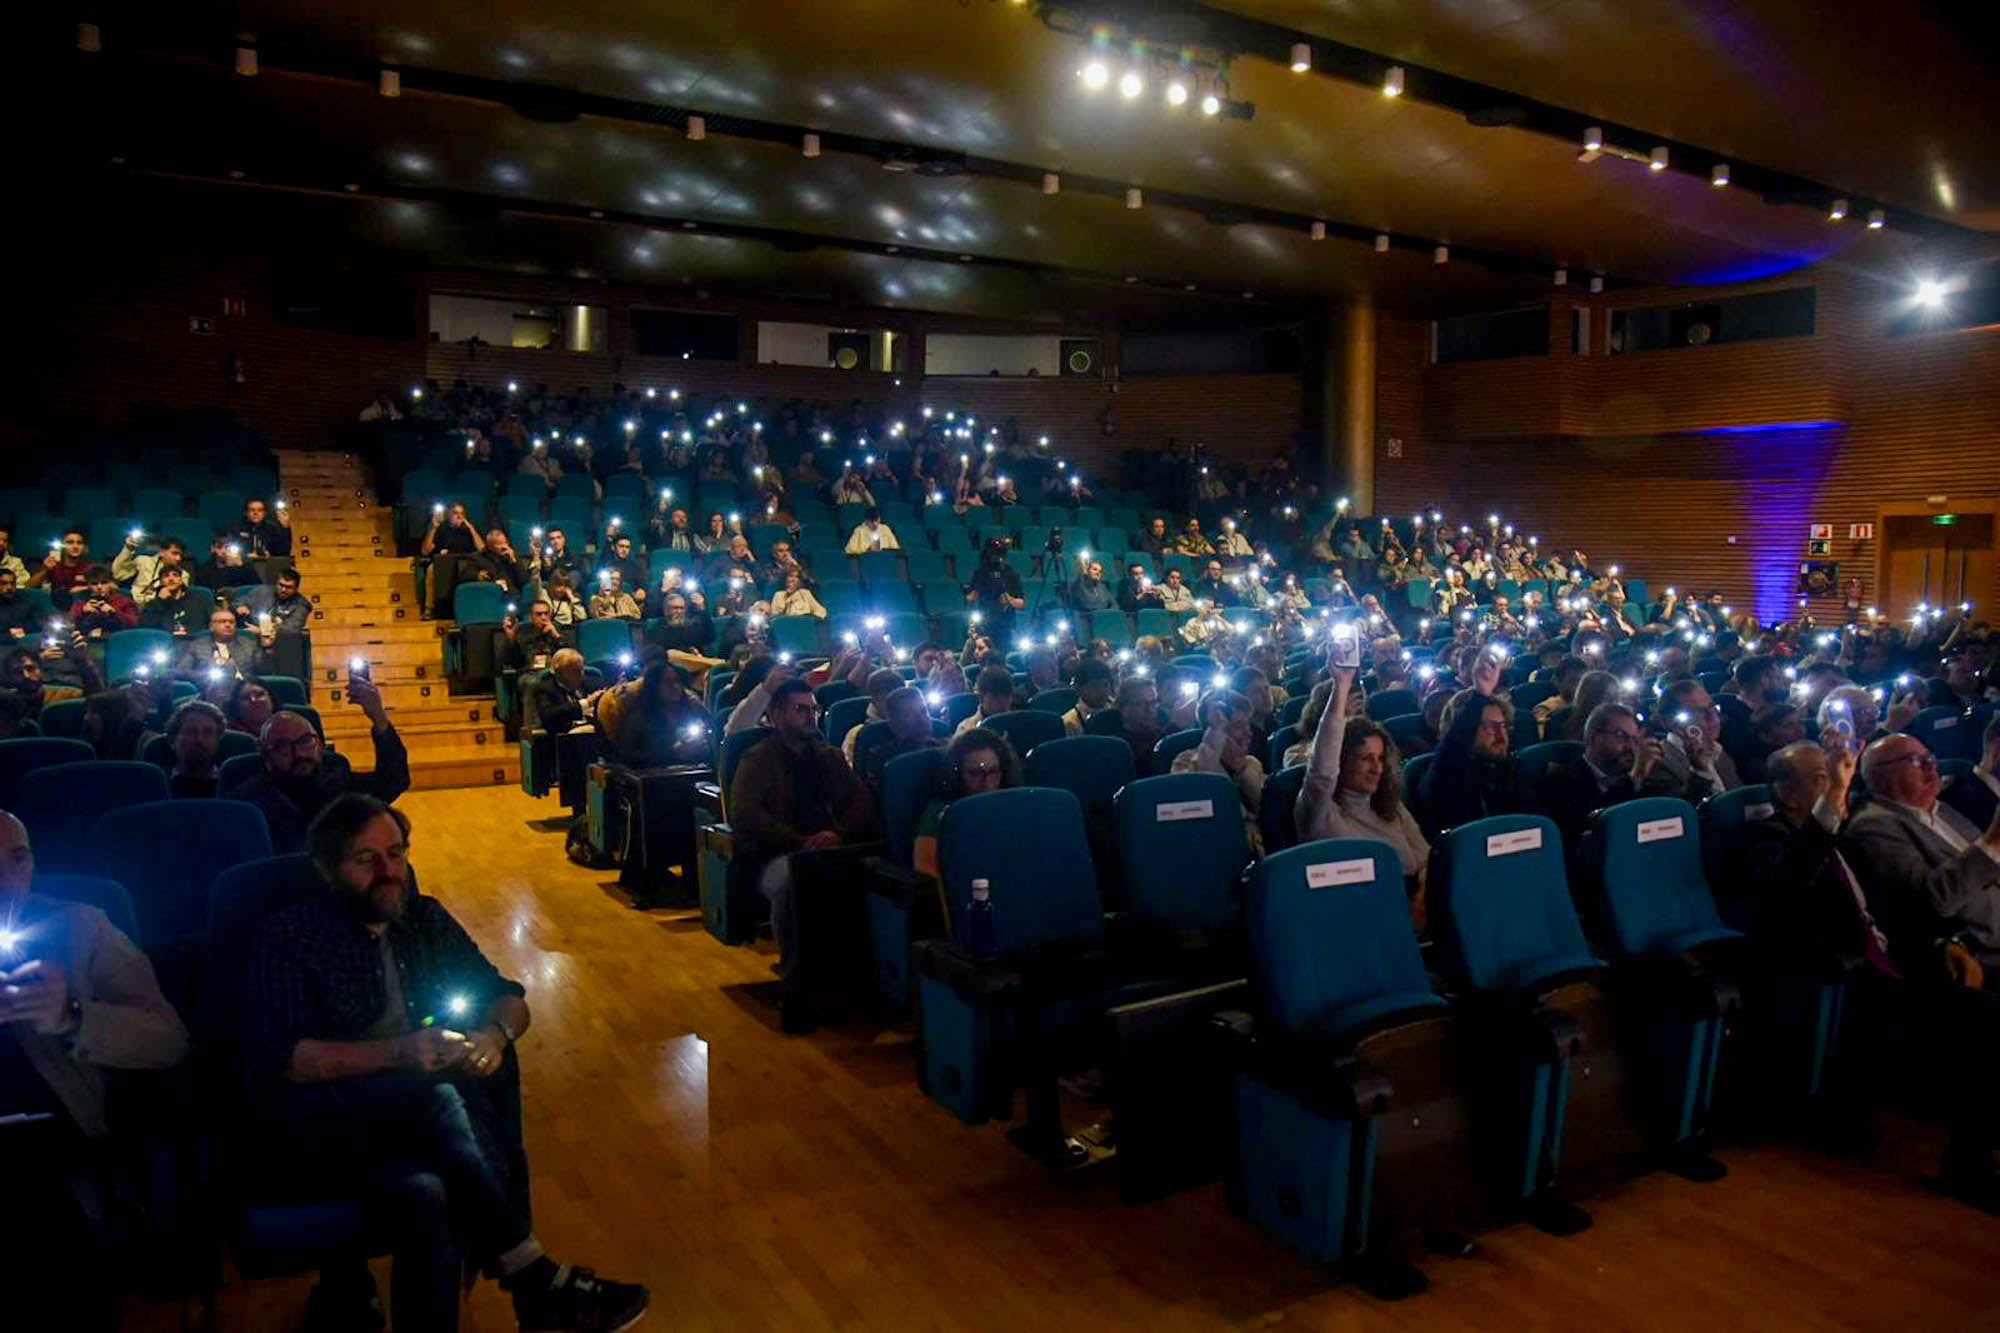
[1486,827,1543,857]
[1156,799,1214,822]
[1933,716,1958,730]
[1637,816,1686,844]
[1746,803,1776,821]
[1306,858,1376,888]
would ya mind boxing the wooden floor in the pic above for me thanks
[136,785,1998,1332]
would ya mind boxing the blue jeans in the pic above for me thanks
[256,1055,530,1332]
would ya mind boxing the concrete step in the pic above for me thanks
[405,752,520,791]
[320,678,465,710]
[307,603,423,629]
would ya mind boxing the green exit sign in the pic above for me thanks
[1933,513,1958,526]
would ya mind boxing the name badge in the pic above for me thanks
[1932,716,1958,730]
[1306,858,1377,888]
[1637,816,1685,844]
[1486,827,1543,857]
[1156,799,1214,822]
[1746,803,1775,821]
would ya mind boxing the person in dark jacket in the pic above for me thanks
[529,649,592,734]
[232,498,292,559]
[729,677,875,1031]
[1732,739,1860,965]
[230,676,410,853]
[1416,683,1517,840]
[1537,701,1694,850]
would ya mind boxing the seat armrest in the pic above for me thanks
[918,938,1020,998]
[1238,1024,1398,1119]
[861,856,938,908]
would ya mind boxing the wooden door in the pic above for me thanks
[1881,513,1995,615]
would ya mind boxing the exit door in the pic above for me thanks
[1882,513,1995,615]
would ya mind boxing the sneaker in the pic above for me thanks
[513,1264,650,1333]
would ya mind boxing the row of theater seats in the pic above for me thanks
[659,686,1895,1293]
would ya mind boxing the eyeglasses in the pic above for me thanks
[264,733,320,753]
[1874,752,1937,773]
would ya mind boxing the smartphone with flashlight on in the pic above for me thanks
[1328,620,1361,670]
[348,655,372,683]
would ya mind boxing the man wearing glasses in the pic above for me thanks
[730,677,875,1033]
[1651,678,1742,795]
[1842,733,2000,1211]
[232,676,411,853]
[1844,734,2000,974]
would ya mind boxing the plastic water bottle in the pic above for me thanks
[966,879,998,959]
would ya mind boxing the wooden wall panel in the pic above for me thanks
[28,253,422,453]
[1378,269,2000,623]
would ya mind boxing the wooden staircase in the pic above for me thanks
[278,449,519,791]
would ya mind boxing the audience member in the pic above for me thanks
[173,608,273,680]
[597,660,711,768]
[843,508,900,555]
[1062,658,1116,737]
[233,498,293,560]
[240,796,649,1332]
[28,528,92,602]
[0,567,41,639]
[1298,666,1428,922]
[1942,715,2000,830]
[111,536,192,606]
[507,599,565,670]
[1654,678,1742,794]
[1,811,191,1331]
[419,501,483,619]
[729,678,874,1031]
[954,665,1016,738]
[589,569,643,622]
[234,567,311,637]
[159,698,229,796]
[1538,702,1691,847]
[68,565,139,639]
[529,649,593,734]
[138,566,205,636]
[911,727,1019,880]
[226,677,277,737]
[1171,688,1265,851]
[232,677,410,853]
[1417,686,1515,837]
[853,686,939,803]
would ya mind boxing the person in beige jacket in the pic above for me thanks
[2,809,190,1326]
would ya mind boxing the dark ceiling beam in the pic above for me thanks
[107,158,1309,317]
[87,33,1612,292]
[1047,0,1978,243]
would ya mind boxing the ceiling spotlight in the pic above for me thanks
[1649,146,1669,172]
[1200,92,1221,116]
[77,22,101,53]
[1081,60,1110,91]
[1042,171,1060,195]
[1554,266,1568,286]
[1165,80,1188,107]
[1915,278,1948,308]
[1582,125,1603,153]
[235,43,258,77]
[1866,208,1885,230]
[379,66,401,97]
[1290,43,1312,74]
[1711,162,1730,187]
[1374,233,1390,252]
[1828,197,1849,221]
[1433,244,1449,264]
[1309,220,1326,241]
[1126,187,1143,209]
[1383,65,1405,97]
[802,133,820,158]
[1118,69,1144,99]
[686,115,706,141]
[1589,275,1604,293]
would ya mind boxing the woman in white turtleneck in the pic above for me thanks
[1294,664,1430,930]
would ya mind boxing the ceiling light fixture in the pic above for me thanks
[1290,43,1312,74]
[685,115,706,141]
[379,66,401,97]
[1118,69,1144,99]
[1828,198,1848,221]
[1126,187,1143,209]
[1383,65,1405,97]
[1042,171,1060,195]
[1374,233,1390,252]
[1309,220,1326,241]
[802,133,820,158]
[1081,60,1110,91]
[1866,208,1886,229]
[1649,146,1669,172]
[1711,163,1730,187]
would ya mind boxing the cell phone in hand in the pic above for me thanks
[348,656,372,683]
[1328,621,1361,669]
